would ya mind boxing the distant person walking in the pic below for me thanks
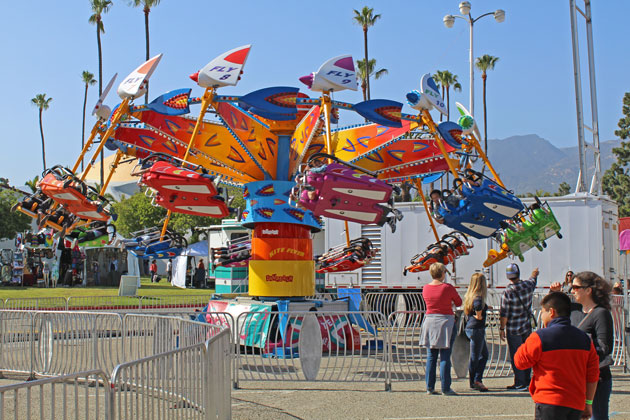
[463,272,489,392]
[499,263,539,391]
[150,259,158,283]
[515,292,599,420]
[166,259,173,283]
[420,262,462,396]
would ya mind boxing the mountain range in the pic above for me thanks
[484,135,621,194]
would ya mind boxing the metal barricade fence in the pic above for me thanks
[0,311,34,376]
[67,296,142,312]
[234,311,390,389]
[139,295,213,312]
[110,328,231,420]
[32,312,124,377]
[121,314,223,365]
[611,295,625,367]
[5,297,68,311]
[0,370,111,420]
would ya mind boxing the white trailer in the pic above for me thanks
[323,193,619,289]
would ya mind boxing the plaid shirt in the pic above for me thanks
[500,276,537,335]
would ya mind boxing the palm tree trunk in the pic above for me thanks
[446,86,450,121]
[361,80,367,102]
[82,83,88,172]
[97,22,104,186]
[39,109,46,171]
[363,27,370,100]
[482,73,488,157]
[144,7,150,104]
[440,86,445,122]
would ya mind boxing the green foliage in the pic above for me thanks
[614,93,630,140]
[112,186,246,240]
[475,55,499,75]
[603,93,630,216]
[24,176,40,193]
[556,182,571,196]
[0,190,31,240]
[112,190,166,237]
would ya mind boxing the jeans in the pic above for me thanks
[592,376,612,420]
[425,322,457,392]
[535,403,582,420]
[465,328,488,385]
[506,331,531,387]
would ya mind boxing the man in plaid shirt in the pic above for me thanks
[499,263,540,391]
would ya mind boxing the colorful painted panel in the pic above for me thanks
[288,105,322,177]
[353,138,452,181]
[113,123,255,184]
[132,110,267,181]
[215,102,279,179]
[241,181,321,232]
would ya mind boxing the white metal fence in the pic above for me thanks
[1,295,213,312]
[0,311,231,420]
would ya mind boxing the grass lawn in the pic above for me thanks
[0,277,214,300]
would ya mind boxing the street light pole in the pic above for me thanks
[444,2,505,118]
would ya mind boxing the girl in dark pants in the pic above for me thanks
[463,273,489,392]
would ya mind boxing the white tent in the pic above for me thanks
[172,241,208,288]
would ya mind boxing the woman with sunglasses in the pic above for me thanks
[562,270,574,294]
[552,271,613,419]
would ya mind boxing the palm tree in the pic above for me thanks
[25,176,40,193]
[432,70,447,121]
[475,54,499,156]
[81,71,97,171]
[89,0,113,186]
[130,0,161,103]
[31,94,52,172]
[353,7,381,100]
[356,59,388,101]
[438,71,462,121]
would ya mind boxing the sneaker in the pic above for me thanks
[442,389,458,396]
[515,385,529,392]
[426,389,440,395]
[506,384,519,390]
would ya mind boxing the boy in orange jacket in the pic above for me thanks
[515,292,599,420]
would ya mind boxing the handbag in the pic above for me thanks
[515,292,537,329]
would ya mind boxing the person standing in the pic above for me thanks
[42,261,50,288]
[92,260,100,286]
[195,259,206,288]
[562,271,575,294]
[463,272,489,392]
[570,272,614,420]
[420,262,462,395]
[166,259,173,283]
[499,263,540,391]
[514,292,599,420]
[150,259,158,283]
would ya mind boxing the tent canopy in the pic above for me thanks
[172,240,208,288]
[182,241,208,257]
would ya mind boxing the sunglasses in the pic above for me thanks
[571,285,589,290]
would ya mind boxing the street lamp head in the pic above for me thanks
[494,9,506,23]
[459,1,471,15]
[443,14,455,28]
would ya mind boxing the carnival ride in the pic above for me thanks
[8,45,562,300]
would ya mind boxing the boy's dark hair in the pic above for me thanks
[541,291,571,317]
[430,189,442,197]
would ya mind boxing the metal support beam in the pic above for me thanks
[569,0,601,195]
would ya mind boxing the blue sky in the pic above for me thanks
[1,0,628,187]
